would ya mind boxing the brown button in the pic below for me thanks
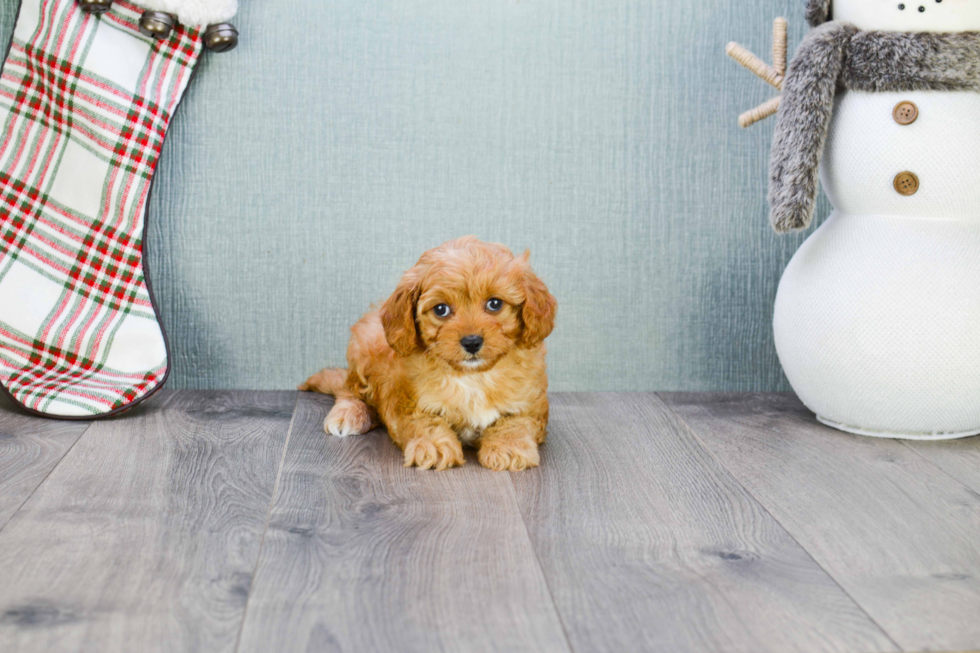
[893,101,919,125]
[894,171,920,196]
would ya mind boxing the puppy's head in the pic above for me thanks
[380,237,557,372]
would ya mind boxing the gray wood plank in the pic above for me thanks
[511,393,895,653]
[0,400,91,531]
[237,391,572,653]
[661,392,980,652]
[0,390,296,653]
[901,437,980,497]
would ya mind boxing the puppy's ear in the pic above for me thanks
[380,270,422,356]
[519,253,557,348]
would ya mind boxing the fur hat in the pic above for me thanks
[806,0,831,26]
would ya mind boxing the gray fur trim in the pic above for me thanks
[806,0,831,27]
[769,25,980,232]
[843,31,980,92]
[769,22,855,232]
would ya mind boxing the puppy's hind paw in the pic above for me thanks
[478,438,540,472]
[403,433,465,471]
[324,399,374,438]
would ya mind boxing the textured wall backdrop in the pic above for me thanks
[0,0,829,392]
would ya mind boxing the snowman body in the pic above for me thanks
[773,1,980,438]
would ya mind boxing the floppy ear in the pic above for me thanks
[519,255,557,348]
[380,270,422,356]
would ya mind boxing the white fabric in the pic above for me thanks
[12,0,40,43]
[821,91,980,220]
[775,213,980,438]
[777,88,980,438]
[84,19,152,93]
[130,0,237,27]
[832,0,980,32]
[101,315,168,374]
[48,139,111,217]
[0,0,200,416]
[0,262,63,337]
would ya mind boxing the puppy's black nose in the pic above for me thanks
[460,335,484,354]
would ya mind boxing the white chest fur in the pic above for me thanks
[416,373,504,444]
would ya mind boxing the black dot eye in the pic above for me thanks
[898,3,905,9]
[919,5,926,11]
[486,298,504,312]
[433,304,451,318]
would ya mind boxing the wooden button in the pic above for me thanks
[893,101,918,125]
[894,171,920,196]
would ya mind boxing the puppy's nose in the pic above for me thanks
[460,335,484,354]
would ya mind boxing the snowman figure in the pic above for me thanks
[733,0,980,438]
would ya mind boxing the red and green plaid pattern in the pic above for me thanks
[0,0,202,417]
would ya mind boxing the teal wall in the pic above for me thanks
[1,0,827,392]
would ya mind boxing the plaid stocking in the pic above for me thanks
[0,0,204,417]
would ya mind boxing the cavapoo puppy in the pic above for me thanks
[300,237,557,471]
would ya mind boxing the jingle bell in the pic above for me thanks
[78,0,113,13]
[204,23,239,52]
[139,11,176,39]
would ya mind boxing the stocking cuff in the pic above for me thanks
[128,0,237,27]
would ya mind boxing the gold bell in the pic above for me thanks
[204,23,239,52]
[139,11,176,39]
[78,0,113,12]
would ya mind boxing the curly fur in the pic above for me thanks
[300,237,558,472]
[770,24,980,232]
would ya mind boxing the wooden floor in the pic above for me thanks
[1,391,978,653]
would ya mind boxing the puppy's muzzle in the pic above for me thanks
[460,335,484,354]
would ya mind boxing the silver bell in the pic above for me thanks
[78,0,113,13]
[204,23,239,52]
[139,11,176,39]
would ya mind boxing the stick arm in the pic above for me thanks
[726,18,788,128]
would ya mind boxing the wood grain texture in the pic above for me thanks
[512,393,895,653]
[0,390,295,653]
[902,437,980,497]
[661,392,980,652]
[237,391,572,653]
[0,401,90,531]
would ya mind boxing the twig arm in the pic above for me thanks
[726,42,783,90]
[726,17,789,127]
[739,96,782,128]
[773,17,788,76]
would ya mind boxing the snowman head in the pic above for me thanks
[807,0,980,31]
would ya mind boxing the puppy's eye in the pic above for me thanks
[433,304,452,318]
[486,298,504,312]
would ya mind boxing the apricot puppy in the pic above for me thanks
[300,237,557,471]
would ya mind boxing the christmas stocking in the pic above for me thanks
[0,0,237,418]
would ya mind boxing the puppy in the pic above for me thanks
[300,237,557,471]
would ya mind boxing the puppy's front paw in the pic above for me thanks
[478,437,540,471]
[324,399,373,438]
[403,432,465,471]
